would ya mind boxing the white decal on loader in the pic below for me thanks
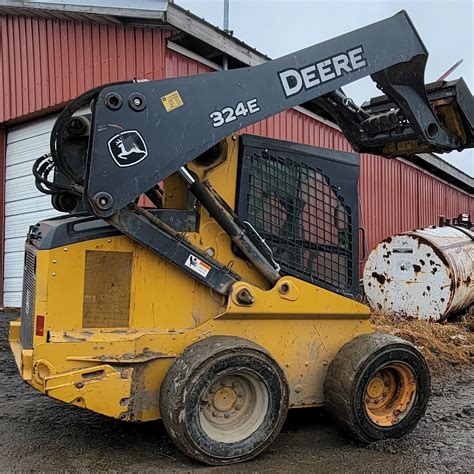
[209,98,260,128]
[107,130,148,167]
[278,46,367,97]
[185,255,211,278]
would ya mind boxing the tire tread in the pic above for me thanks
[324,332,430,443]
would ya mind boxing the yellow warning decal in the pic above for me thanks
[161,90,184,112]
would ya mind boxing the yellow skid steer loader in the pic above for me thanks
[9,11,474,465]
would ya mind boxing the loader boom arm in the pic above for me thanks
[62,10,467,217]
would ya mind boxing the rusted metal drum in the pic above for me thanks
[363,226,473,321]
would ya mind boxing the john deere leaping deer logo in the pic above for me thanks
[107,130,148,167]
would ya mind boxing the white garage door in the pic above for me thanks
[4,116,61,307]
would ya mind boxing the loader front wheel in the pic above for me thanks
[324,333,430,444]
[160,336,289,465]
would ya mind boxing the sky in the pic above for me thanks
[177,0,474,177]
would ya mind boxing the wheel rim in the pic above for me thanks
[199,371,269,443]
[364,362,417,427]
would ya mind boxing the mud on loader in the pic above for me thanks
[9,11,474,465]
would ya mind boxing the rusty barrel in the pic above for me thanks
[363,226,473,321]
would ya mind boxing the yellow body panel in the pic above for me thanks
[9,137,372,422]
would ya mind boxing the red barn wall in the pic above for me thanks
[0,15,168,121]
[0,14,472,269]
[360,154,474,252]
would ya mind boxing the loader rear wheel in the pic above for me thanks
[160,336,289,465]
[324,333,430,444]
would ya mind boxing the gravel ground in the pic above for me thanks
[1,311,473,473]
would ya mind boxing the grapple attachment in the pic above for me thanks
[357,78,474,156]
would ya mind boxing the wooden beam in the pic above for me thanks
[166,3,266,67]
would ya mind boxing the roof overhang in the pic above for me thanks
[406,153,473,195]
[0,1,168,23]
[0,1,267,65]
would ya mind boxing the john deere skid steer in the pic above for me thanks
[9,11,474,465]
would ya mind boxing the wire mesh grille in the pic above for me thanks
[245,150,354,294]
[20,247,36,349]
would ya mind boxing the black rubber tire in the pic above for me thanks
[159,336,289,465]
[323,332,430,443]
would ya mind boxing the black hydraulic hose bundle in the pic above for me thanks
[32,152,80,196]
[32,86,103,198]
[49,84,104,185]
[34,81,134,198]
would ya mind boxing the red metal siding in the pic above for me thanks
[165,45,212,78]
[359,153,473,254]
[0,13,472,262]
[242,109,353,152]
[0,15,167,122]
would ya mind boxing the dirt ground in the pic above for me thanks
[1,311,473,473]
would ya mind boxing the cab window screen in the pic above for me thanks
[237,135,359,297]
